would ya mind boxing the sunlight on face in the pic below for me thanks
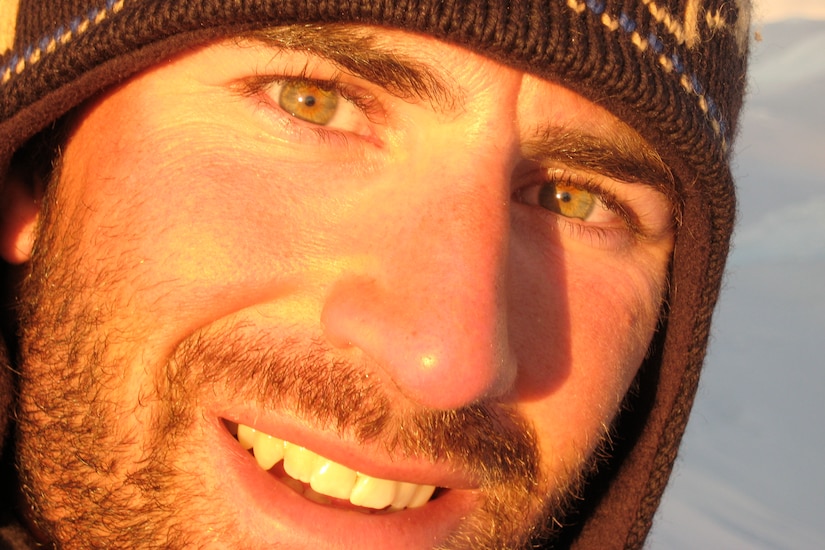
[12,25,674,549]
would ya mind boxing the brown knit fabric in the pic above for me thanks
[0,1,751,548]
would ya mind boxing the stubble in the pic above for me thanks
[13,161,586,549]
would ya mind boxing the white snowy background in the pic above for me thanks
[648,2,825,548]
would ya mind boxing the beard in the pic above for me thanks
[12,166,594,549]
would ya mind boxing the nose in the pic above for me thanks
[320,156,518,410]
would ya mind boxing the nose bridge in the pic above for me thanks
[320,147,518,410]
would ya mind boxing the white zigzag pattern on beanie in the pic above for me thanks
[0,0,126,84]
[565,0,751,150]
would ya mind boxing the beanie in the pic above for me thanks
[0,1,751,547]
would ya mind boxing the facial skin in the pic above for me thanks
[2,25,675,549]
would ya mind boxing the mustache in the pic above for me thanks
[166,323,540,490]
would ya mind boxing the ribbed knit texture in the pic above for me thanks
[0,1,750,548]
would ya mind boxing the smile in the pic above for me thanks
[228,421,437,512]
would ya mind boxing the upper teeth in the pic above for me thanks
[235,423,436,511]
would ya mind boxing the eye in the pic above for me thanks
[518,175,618,225]
[238,74,380,140]
[278,81,339,125]
[538,181,596,220]
[514,164,673,246]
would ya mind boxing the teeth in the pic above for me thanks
[350,474,398,509]
[390,481,420,510]
[253,433,285,471]
[238,424,257,450]
[310,459,357,500]
[408,483,437,508]
[283,442,319,484]
[235,423,437,510]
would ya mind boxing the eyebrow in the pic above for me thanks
[245,25,464,114]
[522,125,677,203]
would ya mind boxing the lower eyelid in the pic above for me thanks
[514,200,637,250]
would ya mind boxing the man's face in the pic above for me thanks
[8,26,674,549]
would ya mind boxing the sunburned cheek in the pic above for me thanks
[567,264,663,366]
[518,258,666,476]
[59,128,343,326]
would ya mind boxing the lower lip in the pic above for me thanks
[209,418,478,549]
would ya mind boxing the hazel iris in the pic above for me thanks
[279,81,339,125]
[538,181,596,220]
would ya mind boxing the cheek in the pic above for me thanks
[566,259,664,368]
[58,113,345,333]
[510,245,667,468]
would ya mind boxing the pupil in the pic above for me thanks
[558,192,572,203]
[302,95,316,107]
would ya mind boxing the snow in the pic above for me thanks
[648,19,825,549]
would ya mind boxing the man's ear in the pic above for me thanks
[0,163,42,264]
